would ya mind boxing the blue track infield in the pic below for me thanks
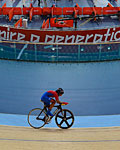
[0,113,120,128]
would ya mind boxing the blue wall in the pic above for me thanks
[0,59,120,116]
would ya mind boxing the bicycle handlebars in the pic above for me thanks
[53,102,69,108]
[62,102,69,105]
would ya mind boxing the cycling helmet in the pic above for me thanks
[56,88,64,96]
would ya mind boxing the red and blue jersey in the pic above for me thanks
[41,90,59,102]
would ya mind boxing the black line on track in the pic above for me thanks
[0,138,120,143]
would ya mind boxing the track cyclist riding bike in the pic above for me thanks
[28,88,74,129]
[41,88,66,117]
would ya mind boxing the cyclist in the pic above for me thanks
[41,88,64,116]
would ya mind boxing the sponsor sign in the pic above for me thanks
[0,26,120,44]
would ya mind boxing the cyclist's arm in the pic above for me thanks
[54,92,63,104]
[54,92,62,104]
[56,99,62,104]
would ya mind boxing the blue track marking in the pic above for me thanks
[0,138,120,143]
[0,113,120,128]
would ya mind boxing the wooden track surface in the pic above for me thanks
[0,125,120,150]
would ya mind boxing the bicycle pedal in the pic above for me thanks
[45,117,51,124]
[46,120,51,124]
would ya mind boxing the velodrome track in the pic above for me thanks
[0,125,120,150]
[0,114,120,150]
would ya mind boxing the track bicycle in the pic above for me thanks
[28,102,74,129]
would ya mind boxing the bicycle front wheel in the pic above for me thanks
[55,109,74,129]
[28,108,47,129]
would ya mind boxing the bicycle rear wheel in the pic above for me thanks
[28,108,47,129]
[55,109,74,129]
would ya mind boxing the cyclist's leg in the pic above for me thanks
[41,97,50,107]
[49,99,56,110]
[41,97,53,115]
[41,97,56,116]
[47,99,56,116]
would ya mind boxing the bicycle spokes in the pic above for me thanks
[57,114,63,119]
[66,116,73,120]
[55,109,74,129]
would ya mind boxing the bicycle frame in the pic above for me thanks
[50,104,63,120]
[39,104,63,121]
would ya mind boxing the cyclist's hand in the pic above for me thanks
[62,102,69,105]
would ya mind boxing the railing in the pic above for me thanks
[0,40,120,62]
